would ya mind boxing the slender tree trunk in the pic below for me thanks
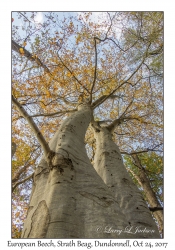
[12,142,16,157]
[92,125,160,238]
[131,154,163,236]
[21,104,130,239]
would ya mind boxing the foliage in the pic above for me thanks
[124,152,163,204]
[12,11,163,238]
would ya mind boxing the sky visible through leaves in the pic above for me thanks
[12,11,163,237]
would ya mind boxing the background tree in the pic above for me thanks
[124,151,163,236]
[12,11,163,238]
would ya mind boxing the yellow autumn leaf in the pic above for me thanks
[66,72,72,77]
[19,48,24,55]
[40,102,46,109]
[46,90,51,98]
[23,41,27,47]
[76,34,81,45]
[15,212,20,218]
[31,54,37,59]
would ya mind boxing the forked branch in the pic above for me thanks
[57,54,90,94]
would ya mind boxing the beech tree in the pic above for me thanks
[12,12,163,238]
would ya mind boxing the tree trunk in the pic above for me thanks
[12,142,16,157]
[21,104,130,239]
[92,125,160,238]
[131,154,163,236]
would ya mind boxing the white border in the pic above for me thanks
[1,1,174,249]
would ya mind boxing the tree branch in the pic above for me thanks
[90,38,98,103]
[147,44,163,56]
[12,142,16,157]
[12,173,34,192]
[121,144,163,155]
[149,206,163,212]
[57,54,90,94]
[12,95,51,158]
[30,109,77,118]
[92,57,146,109]
[92,94,120,108]
[12,40,51,74]
[107,118,125,133]
[107,99,134,132]
[12,148,40,183]
[126,167,143,186]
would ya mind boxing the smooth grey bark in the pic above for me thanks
[92,124,160,238]
[131,154,163,235]
[21,104,131,239]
